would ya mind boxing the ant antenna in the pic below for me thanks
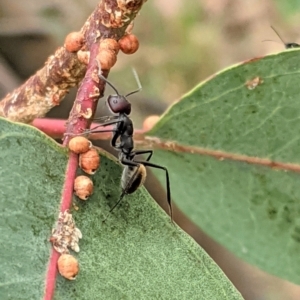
[102,166,140,223]
[261,39,282,45]
[96,59,120,95]
[270,25,286,44]
[262,26,285,45]
[262,26,300,49]
[125,68,142,97]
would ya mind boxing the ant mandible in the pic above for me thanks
[88,60,173,221]
[263,25,300,49]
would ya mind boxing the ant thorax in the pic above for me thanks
[118,114,134,134]
[115,115,134,154]
[121,164,147,194]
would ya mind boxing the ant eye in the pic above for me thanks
[113,99,118,104]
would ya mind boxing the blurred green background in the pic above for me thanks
[2,0,300,125]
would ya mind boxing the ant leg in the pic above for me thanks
[102,192,126,223]
[121,157,173,221]
[84,128,122,152]
[88,129,116,134]
[93,115,119,122]
[64,118,120,138]
[89,119,121,131]
[103,159,140,222]
[133,159,173,221]
[85,127,122,151]
[86,119,123,137]
[111,130,121,149]
[120,157,139,167]
[133,149,153,161]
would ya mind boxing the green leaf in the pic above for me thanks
[0,118,243,299]
[0,119,67,299]
[148,49,300,285]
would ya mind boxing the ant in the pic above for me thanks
[87,60,172,221]
[263,25,300,49]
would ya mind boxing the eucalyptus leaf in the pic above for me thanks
[0,118,243,299]
[149,49,300,284]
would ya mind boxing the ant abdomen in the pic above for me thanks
[121,165,146,194]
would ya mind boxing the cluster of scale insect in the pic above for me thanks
[50,210,82,254]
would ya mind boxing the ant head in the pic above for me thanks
[285,42,300,49]
[107,95,131,115]
[96,61,142,115]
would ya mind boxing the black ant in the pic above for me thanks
[88,60,172,221]
[263,25,300,49]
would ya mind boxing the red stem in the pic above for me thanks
[60,152,79,212]
[32,118,144,140]
[44,153,78,299]
[44,251,60,300]
[43,1,148,298]
[44,45,102,300]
